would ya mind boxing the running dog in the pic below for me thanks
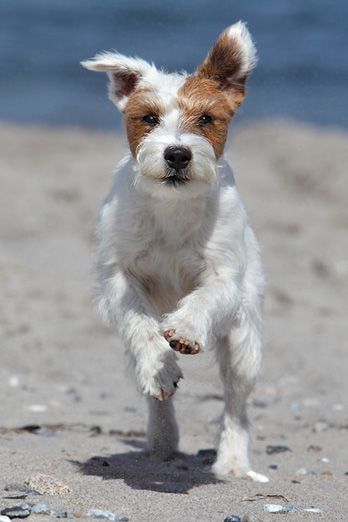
[81,22,267,481]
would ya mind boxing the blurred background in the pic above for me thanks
[1,0,347,130]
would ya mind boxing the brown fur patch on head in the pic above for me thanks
[198,33,248,107]
[124,88,164,157]
[178,76,235,159]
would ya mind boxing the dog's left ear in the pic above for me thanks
[197,21,257,108]
[81,53,155,111]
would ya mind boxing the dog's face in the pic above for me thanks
[82,22,257,198]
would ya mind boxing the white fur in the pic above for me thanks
[135,131,217,199]
[81,53,187,112]
[83,21,268,482]
[225,21,258,78]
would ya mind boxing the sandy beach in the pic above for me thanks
[0,120,347,521]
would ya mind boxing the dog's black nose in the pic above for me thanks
[164,147,192,172]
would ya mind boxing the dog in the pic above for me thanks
[81,21,267,482]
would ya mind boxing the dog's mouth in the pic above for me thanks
[161,168,190,187]
[162,175,189,187]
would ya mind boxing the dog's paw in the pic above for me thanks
[136,350,183,401]
[155,381,179,401]
[164,329,200,355]
[139,372,181,401]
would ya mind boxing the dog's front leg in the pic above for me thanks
[101,271,183,400]
[163,271,241,354]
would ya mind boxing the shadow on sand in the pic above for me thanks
[73,439,223,494]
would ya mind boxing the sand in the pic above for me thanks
[0,120,347,520]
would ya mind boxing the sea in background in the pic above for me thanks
[1,0,347,130]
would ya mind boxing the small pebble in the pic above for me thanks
[24,474,71,495]
[284,504,300,512]
[0,516,11,522]
[246,470,269,483]
[87,509,129,521]
[263,504,287,513]
[1,503,31,519]
[304,508,324,514]
[31,503,67,518]
[4,485,41,497]
[20,425,41,434]
[196,448,217,459]
[266,445,291,455]
[24,404,47,413]
[268,464,278,470]
[3,493,28,500]
[223,517,241,522]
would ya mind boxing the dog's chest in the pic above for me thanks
[127,236,205,312]
[113,187,217,312]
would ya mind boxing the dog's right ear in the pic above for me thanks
[81,53,155,112]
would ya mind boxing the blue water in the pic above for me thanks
[1,0,347,130]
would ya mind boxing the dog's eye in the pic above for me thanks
[142,114,159,126]
[198,115,213,126]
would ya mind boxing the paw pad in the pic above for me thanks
[164,330,200,355]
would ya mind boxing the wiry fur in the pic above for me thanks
[81,21,268,481]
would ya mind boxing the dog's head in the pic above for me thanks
[82,22,257,198]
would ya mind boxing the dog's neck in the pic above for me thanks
[158,195,217,243]
[130,176,220,246]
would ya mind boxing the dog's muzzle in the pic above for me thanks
[163,146,192,186]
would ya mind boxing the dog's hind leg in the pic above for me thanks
[146,396,179,459]
[213,309,268,481]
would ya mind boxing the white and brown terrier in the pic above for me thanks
[82,22,267,481]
